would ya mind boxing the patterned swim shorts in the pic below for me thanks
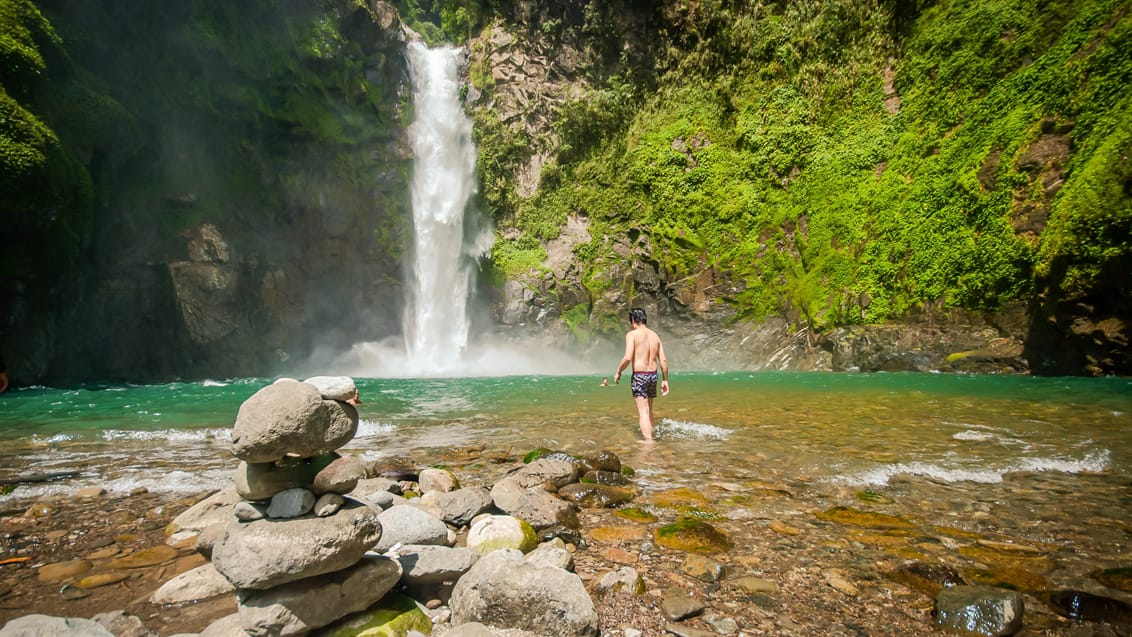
[631,371,658,398]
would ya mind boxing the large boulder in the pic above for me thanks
[449,549,598,636]
[231,382,334,462]
[211,504,382,590]
[237,556,402,637]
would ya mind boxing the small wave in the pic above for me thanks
[202,379,229,387]
[99,428,232,443]
[354,420,396,437]
[953,430,996,441]
[839,449,1111,486]
[658,418,731,440]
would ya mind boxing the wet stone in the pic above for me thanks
[37,559,93,582]
[614,507,657,524]
[887,562,966,596]
[733,576,779,594]
[1094,566,1132,593]
[557,483,635,508]
[655,519,732,554]
[816,506,915,530]
[108,544,179,569]
[1046,590,1132,624]
[964,566,1051,593]
[680,555,727,582]
[581,470,628,486]
[76,571,130,589]
[933,585,1024,637]
[660,591,705,621]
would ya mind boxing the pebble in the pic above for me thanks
[37,559,93,582]
[661,592,705,621]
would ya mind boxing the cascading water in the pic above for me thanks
[403,41,491,374]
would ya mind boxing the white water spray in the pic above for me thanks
[403,41,490,373]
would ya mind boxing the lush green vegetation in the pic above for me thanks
[451,0,1131,336]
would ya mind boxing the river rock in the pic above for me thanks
[420,487,494,526]
[933,586,1024,637]
[322,399,360,452]
[680,555,727,582]
[449,549,598,636]
[151,562,236,604]
[397,544,481,585]
[525,538,574,571]
[1046,590,1132,623]
[888,561,966,596]
[231,381,333,462]
[266,488,315,518]
[466,515,538,555]
[509,458,580,489]
[654,519,732,554]
[661,591,705,621]
[234,455,335,501]
[199,613,244,637]
[312,454,366,495]
[211,504,382,590]
[353,477,402,498]
[581,469,628,486]
[0,615,114,637]
[237,556,402,637]
[375,505,451,551]
[582,450,621,473]
[37,559,93,582]
[557,483,635,508]
[419,468,460,494]
[233,501,267,522]
[302,376,356,401]
[1095,566,1132,592]
[318,592,432,636]
[442,623,497,637]
[490,477,580,530]
[167,488,242,537]
[595,567,645,596]
[314,493,344,517]
[91,611,150,637]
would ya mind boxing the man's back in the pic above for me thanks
[628,326,661,372]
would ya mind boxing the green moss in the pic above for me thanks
[654,518,732,554]
[522,447,554,463]
[323,592,432,637]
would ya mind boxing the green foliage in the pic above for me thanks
[480,0,1132,333]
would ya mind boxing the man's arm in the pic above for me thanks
[614,332,634,384]
[658,339,669,395]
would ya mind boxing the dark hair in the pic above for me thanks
[629,307,647,325]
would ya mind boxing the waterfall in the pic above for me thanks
[403,41,490,374]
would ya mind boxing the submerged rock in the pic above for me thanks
[815,506,915,530]
[557,483,635,508]
[887,562,966,596]
[1094,566,1132,593]
[654,519,732,554]
[1045,590,1132,624]
[933,585,1024,637]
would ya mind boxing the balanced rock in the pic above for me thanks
[151,562,236,604]
[449,549,598,636]
[166,488,242,538]
[234,454,335,501]
[312,454,366,495]
[302,376,357,401]
[211,504,382,590]
[237,556,402,637]
[231,382,335,462]
[266,488,315,519]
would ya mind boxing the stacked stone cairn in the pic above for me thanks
[159,376,633,637]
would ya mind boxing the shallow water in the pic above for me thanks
[1,372,1128,500]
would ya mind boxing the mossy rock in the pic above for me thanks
[856,490,894,504]
[1094,567,1132,592]
[641,487,708,507]
[957,546,1054,572]
[522,447,554,463]
[654,518,732,554]
[673,505,722,520]
[965,566,1052,593]
[815,506,915,530]
[614,507,657,524]
[323,592,432,636]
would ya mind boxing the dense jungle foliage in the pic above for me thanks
[401,0,1131,334]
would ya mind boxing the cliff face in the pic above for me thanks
[460,0,1131,376]
[1,0,414,382]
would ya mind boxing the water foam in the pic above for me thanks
[839,448,1112,486]
[658,418,732,440]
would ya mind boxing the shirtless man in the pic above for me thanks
[613,307,669,441]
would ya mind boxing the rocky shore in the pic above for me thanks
[1,378,1131,636]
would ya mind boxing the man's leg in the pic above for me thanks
[634,396,653,441]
